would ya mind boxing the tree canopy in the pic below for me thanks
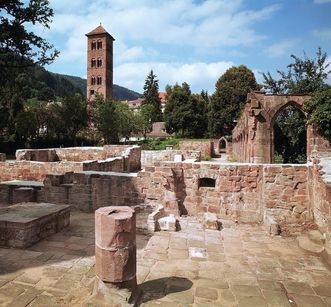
[143,70,163,122]
[164,83,208,138]
[209,65,259,137]
[262,47,330,95]
[0,0,59,70]
[304,86,331,140]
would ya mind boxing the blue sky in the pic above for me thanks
[38,0,331,93]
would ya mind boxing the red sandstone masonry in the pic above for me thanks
[231,92,330,163]
[137,162,312,235]
[44,172,144,212]
[309,157,331,236]
[179,141,213,160]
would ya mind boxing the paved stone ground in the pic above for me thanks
[0,211,330,306]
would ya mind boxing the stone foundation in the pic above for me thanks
[179,140,214,160]
[0,202,70,248]
[0,146,141,182]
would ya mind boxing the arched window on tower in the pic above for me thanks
[91,58,96,68]
[91,76,96,85]
[97,40,102,50]
[97,58,102,67]
[91,41,96,50]
[97,76,102,85]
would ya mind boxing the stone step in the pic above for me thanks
[307,229,325,245]
[297,235,324,254]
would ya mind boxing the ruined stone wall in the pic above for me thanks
[231,92,330,163]
[55,147,105,161]
[0,161,84,181]
[16,145,141,165]
[179,140,213,160]
[30,158,326,236]
[43,172,144,212]
[141,150,201,166]
[140,162,263,223]
[0,158,128,182]
[309,157,331,238]
[138,162,312,235]
[263,165,310,236]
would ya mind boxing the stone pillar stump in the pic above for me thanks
[95,206,137,290]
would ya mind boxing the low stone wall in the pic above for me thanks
[178,140,213,160]
[15,145,141,171]
[141,150,201,166]
[0,158,129,182]
[43,172,144,212]
[55,147,105,161]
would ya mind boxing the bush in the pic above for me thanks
[304,87,331,140]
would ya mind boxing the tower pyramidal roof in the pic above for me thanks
[85,24,115,40]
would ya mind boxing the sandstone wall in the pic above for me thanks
[55,147,105,161]
[15,145,141,171]
[43,172,144,212]
[141,150,201,166]
[138,162,312,235]
[0,158,129,182]
[263,165,310,236]
[309,157,331,238]
[179,140,213,160]
[231,92,330,163]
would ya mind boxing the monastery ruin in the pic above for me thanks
[0,25,330,306]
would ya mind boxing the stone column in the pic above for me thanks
[95,206,137,290]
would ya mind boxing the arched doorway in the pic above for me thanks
[218,137,227,153]
[271,102,307,163]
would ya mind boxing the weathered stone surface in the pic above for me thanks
[95,206,136,286]
[232,92,330,163]
[203,212,221,230]
[147,205,166,232]
[158,215,177,232]
[0,202,70,248]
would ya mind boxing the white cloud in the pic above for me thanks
[46,0,280,91]
[115,61,234,93]
[313,0,331,4]
[265,40,299,57]
[312,28,331,39]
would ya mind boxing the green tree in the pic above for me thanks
[0,0,58,143]
[15,110,39,146]
[94,96,119,144]
[209,65,259,137]
[164,83,208,138]
[304,87,331,140]
[50,94,88,145]
[134,104,154,139]
[143,70,162,122]
[114,101,135,142]
[262,48,330,95]
[274,106,307,163]
[0,0,59,70]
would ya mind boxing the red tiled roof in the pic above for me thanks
[86,25,115,40]
[159,92,167,103]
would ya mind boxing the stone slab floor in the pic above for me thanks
[0,211,330,307]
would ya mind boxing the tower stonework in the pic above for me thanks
[86,25,115,101]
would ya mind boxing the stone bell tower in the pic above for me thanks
[86,24,115,101]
